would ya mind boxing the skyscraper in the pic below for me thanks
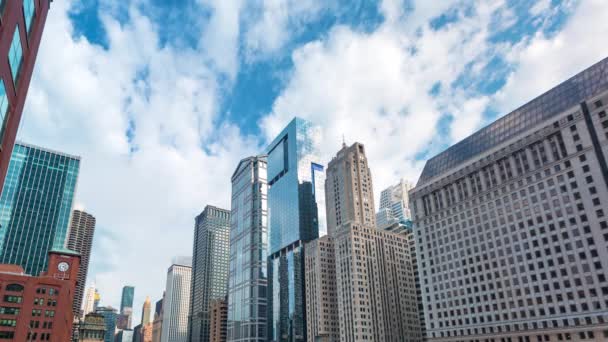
[0,1,52,193]
[142,296,152,326]
[209,298,228,342]
[376,179,414,229]
[67,209,96,318]
[227,156,268,342]
[152,295,164,342]
[83,284,97,318]
[0,142,79,275]
[96,306,118,342]
[120,285,135,329]
[265,118,325,342]
[188,205,231,342]
[162,257,192,342]
[410,57,608,340]
[307,142,422,341]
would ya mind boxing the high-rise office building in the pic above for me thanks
[119,285,135,329]
[161,257,192,342]
[96,306,118,342]
[67,209,96,318]
[0,1,52,193]
[410,57,608,340]
[265,118,325,342]
[0,142,79,275]
[209,298,228,342]
[303,235,338,342]
[376,179,413,229]
[115,329,134,342]
[309,142,421,341]
[152,295,164,342]
[83,284,97,318]
[188,206,230,342]
[227,156,268,342]
[142,296,152,326]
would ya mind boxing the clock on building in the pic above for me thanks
[57,261,70,272]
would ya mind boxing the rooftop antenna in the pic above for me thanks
[342,134,346,148]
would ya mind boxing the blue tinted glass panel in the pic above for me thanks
[8,27,23,84]
[23,0,35,33]
[0,80,8,142]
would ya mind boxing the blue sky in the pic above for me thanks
[17,0,608,323]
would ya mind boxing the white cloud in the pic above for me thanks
[21,0,258,322]
[495,0,608,114]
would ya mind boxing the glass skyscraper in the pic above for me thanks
[120,285,135,328]
[0,142,79,275]
[188,205,231,342]
[228,155,268,342]
[265,118,324,342]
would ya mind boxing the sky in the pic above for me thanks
[16,0,608,324]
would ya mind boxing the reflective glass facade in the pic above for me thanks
[228,156,268,342]
[0,142,79,275]
[419,57,608,184]
[188,206,231,342]
[265,118,323,342]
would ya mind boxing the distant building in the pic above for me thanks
[134,324,143,342]
[0,142,80,276]
[96,306,118,342]
[188,206,230,342]
[376,178,413,229]
[83,284,97,318]
[79,313,106,342]
[227,156,268,342]
[0,0,53,193]
[0,248,80,341]
[67,209,97,318]
[116,313,130,331]
[152,295,164,342]
[142,296,152,325]
[141,323,153,342]
[304,235,338,342]
[115,329,133,342]
[120,285,135,328]
[265,118,325,342]
[161,258,192,342]
[209,298,227,342]
[410,57,608,340]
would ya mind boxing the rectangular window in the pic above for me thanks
[0,79,8,145]
[23,0,36,33]
[8,26,23,85]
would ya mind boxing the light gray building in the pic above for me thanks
[162,258,192,342]
[188,206,231,342]
[306,142,422,342]
[410,57,608,340]
[227,156,268,342]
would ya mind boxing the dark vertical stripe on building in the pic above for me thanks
[581,102,608,190]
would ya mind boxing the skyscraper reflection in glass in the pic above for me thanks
[0,142,79,275]
[265,118,324,342]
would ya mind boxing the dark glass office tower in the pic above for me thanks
[120,286,135,329]
[0,142,79,275]
[265,118,324,342]
[188,205,231,342]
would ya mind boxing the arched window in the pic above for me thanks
[5,284,24,292]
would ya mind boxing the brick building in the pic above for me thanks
[0,248,80,340]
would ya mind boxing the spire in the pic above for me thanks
[342,134,346,148]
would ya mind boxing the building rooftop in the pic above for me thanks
[418,56,608,186]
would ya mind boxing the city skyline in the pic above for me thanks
[6,0,608,330]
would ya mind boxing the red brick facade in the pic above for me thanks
[0,250,80,340]
[0,0,51,192]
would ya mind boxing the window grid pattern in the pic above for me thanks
[8,26,23,84]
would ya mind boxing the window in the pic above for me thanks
[23,0,35,33]
[8,26,23,85]
[3,295,22,303]
[0,84,10,140]
[5,283,23,292]
[0,319,16,327]
[0,307,19,315]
